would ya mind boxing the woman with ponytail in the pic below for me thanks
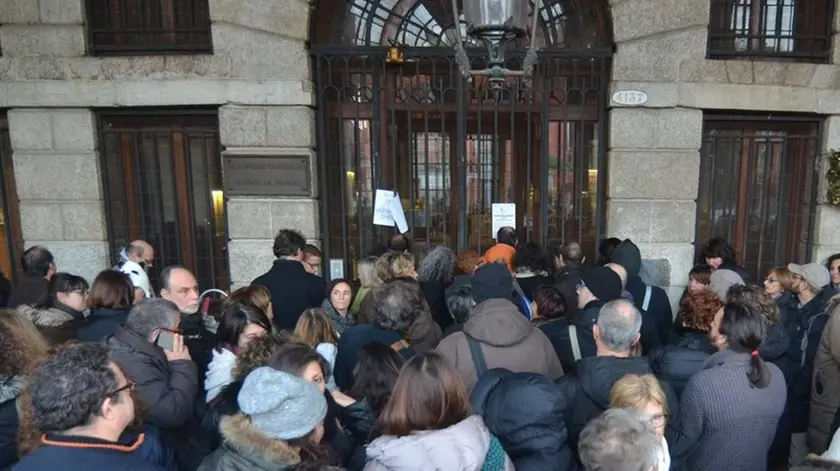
[671,300,787,470]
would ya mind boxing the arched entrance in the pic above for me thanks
[311,0,612,270]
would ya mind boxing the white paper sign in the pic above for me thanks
[373,189,396,226]
[491,203,516,237]
[329,259,345,280]
[373,189,410,234]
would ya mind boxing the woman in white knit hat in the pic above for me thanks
[198,367,341,470]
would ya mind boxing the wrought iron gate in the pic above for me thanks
[313,48,610,272]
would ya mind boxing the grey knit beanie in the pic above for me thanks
[710,269,745,301]
[238,366,327,440]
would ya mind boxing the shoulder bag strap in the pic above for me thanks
[643,285,652,311]
[569,324,582,362]
[466,335,488,378]
[511,276,527,299]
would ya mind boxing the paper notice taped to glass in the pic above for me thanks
[491,203,516,237]
[373,189,409,234]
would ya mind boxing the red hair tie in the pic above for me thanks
[751,350,759,357]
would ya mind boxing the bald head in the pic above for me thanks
[127,240,155,268]
[560,241,584,266]
[605,263,628,288]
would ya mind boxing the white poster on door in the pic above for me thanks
[491,203,516,238]
[373,189,396,226]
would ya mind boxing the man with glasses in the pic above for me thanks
[302,244,323,276]
[13,343,162,470]
[106,298,207,470]
[785,262,835,466]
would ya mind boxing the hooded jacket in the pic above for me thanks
[470,369,576,471]
[555,355,678,454]
[0,377,22,470]
[205,348,237,403]
[809,294,840,454]
[435,298,563,393]
[17,304,86,346]
[364,415,514,471]
[609,240,674,344]
[198,414,342,471]
[788,286,839,433]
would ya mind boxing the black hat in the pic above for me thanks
[580,267,622,302]
[472,263,513,304]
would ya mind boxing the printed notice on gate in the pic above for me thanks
[373,189,410,234]
[491,203,516,238]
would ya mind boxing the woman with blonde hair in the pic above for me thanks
[351,256,380,313]
[364,353,514,470]
[0,310,50,468]
[610,374,671,470]
[295,308,340,389]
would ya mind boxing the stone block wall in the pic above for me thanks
[607,0,840,310]
[8,109,108,283]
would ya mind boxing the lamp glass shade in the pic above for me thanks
[462,0,529,36]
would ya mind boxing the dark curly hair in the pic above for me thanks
[681,290,723,332]
[513,242,554,274]
[233,331,297,381]
[29,343,120,432]
[533,285,567,324]
[349,342,405,416]
[0,310,50,377]
[367,279,424,333]
[273,229,307,258]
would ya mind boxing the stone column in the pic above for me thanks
[812,116,840,263]
[607,108,702,310]
[8,109,108,283]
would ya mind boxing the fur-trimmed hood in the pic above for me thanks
[216,413,301,468]
[17,304,82,328]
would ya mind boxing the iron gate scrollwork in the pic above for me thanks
[312,0,612,277]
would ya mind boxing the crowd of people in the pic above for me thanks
[2,228,840,470]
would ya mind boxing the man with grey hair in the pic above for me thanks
[105,298,205,469]
[557,299,678,452]
[579,408,662,471]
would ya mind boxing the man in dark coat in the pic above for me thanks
[609,239,674,344]
[471,369,575,471]
[7,246,55,309]
[553,266,622,374]
[106,298,208,470]
[13,343,161,471]
[253,229,326,331]
[556,299,678,458]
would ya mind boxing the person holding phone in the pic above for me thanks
[107,298,211,470]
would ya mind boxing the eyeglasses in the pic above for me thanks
[106,379,136,397]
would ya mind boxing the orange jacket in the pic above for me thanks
[482,244,516,273]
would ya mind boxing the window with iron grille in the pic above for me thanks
[696,115,820,281]
[97,110,228,292]
[0,112,24,284]
[708,0,834,61]
[85,0,212,55]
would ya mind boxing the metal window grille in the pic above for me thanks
[85,0,213,55]
[0,112,23,283]
[708,0,834,61]
[97,110,228,292]
[311,0,612,278]
[697,115,821,280]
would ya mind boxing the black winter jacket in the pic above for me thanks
[556,355,679,456]
[106,326,211,470]
[75,306,131,342]
[553,300,602,375]
[649,330,714,397]
[471,369,577,471]
[339,398,378,471]
[252,260,326,331]
[0,377,21,471]
[419,280,453,330]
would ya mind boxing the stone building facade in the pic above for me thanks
[1,0,839,305]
